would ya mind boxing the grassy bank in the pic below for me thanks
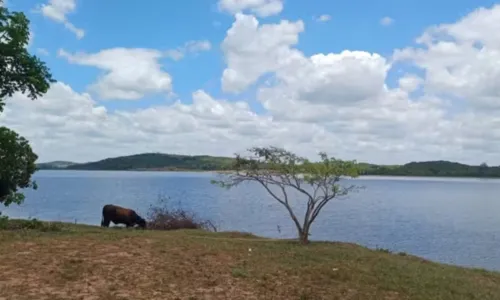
[1,219,500,299]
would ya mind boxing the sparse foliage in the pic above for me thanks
[212,146,361,244]
[146,195,217,232]
[0,214,62,231]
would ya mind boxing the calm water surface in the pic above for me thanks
[3,170,500,271]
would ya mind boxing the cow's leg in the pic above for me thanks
[101,217,110,227]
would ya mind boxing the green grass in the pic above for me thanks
[1,219,499,299]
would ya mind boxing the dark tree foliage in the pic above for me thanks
[0,127,38,206]
[38,152,500,178]
[361,160,500,178]
[64,153,235,171]
[0,1,55,112]
[212,146,360,244]
[0,1,54,206]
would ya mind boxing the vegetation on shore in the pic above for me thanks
[211,146,360,244]
[1,219,500,299]
[38,152,500,178]
[359,161,498,178]
[39,153,235,171]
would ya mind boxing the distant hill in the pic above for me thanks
[359,160,500,178]
[65,153,235,171]
[36,153,500,178]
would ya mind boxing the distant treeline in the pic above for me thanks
[358,161,500,178]
[37,153,235,171]
[37,154,500,178]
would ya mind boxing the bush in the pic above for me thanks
[146,195,217,232]
[0,214,63,232]
[0,213,8,229]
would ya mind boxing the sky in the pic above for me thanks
[2,0,500,165]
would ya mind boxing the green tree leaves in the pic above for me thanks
[0,1,54,206]
[212,146,361,244]
[0,2,55,112]
[0,127,38,206]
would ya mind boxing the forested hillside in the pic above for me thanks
[64,153,235,171]
[360,161,499,177]
[36,154,500,177]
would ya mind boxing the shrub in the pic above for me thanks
[0,214,63,231]
[146,195,217,232]
[0,213,8,229]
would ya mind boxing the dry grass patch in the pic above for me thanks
[1,221,500,299]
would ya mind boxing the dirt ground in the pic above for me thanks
[1,226,500,300]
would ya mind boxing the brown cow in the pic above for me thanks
[101,204,146,229]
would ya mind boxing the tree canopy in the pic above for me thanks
[361,160,500,178]
[0,1,54,206]
[60,153,235,171]
[0,127,38,206]
[0,2,55,112]
[212,146,361,244]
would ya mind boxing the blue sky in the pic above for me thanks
[3,0,500,164]
[9,0,494,112]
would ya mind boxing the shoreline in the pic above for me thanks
[36,168,500,179]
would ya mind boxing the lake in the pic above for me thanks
[3,170,500,272]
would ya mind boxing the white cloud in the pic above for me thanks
[221,13,304,93]
[315,14,331,22]
[58,48,173,100]
[39,0,85,39]
[165,49,185,61]
[165,40,212,61]
[0,82,273,162]
[393,4,500,111]
[218,0,283,17]
[221,13,388,103]
[380,17,394,26]
[216,5,500,164]
[37,48,50,56]
[5,4,500,166]
[0,81,456,165]
[398,74,423,93]
[273,51,389,105]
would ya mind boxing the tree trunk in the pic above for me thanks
[299,230,310,244]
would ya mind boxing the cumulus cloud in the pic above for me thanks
[221,13,304,93]
[4,4,500,165]
[0,82,273,162]
[38,0,85,39]
[221,13,388,103]
[397,74,423,93]
[315,14,331,22]
[165,40,212,61]
[275,51,389,105]
[380,17,394,26]
[218,0,283,17]
[36,48,50,56]
[215,4,500,164]
[393,4,500,110]
[58,48,173,100]
[0,81,463,165]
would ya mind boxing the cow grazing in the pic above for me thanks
[101,204,147,229]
